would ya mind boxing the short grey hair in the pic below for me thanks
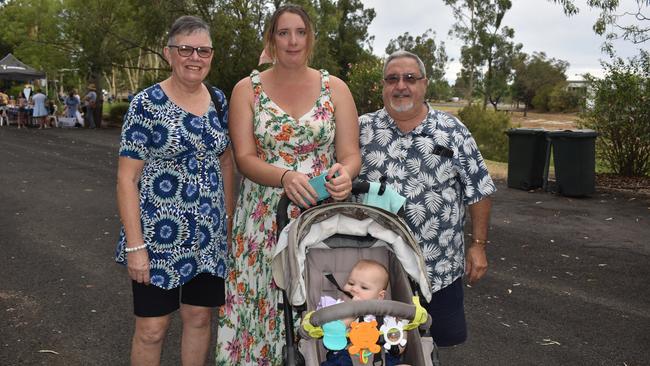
[383,50,427,79]
[167,16,211,46]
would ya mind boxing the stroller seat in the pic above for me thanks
[273,201,436,366]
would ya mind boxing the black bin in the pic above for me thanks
[505,128,548,190]
[546,129,598,197]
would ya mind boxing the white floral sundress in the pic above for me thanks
[216,69,336,365]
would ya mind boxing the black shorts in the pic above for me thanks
[132,273,225,317]
[421,277,467,347]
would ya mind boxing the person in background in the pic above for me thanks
[216,4,361,365]
[84,84,98,128]
[116,15,234,366]
[46,99,59,127]
[64,89,81,125]
[357,50,495,362]
[17,91,28,129]
[31,89,48,129]
[0,89,8,126]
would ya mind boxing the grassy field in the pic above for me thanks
[429,102,577,180]
[430,102,579,131]
[485,160,508,180]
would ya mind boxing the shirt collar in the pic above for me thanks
[382,103,437,137]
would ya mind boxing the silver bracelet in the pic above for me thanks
[124,243,147,253]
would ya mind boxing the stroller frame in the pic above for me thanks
[274,183,434,365]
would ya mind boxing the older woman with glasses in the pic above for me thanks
[115,15,234,365]
[216,4,360,365]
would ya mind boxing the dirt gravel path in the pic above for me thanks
[1,126,648,365]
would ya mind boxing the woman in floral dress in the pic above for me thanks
[216,4,360,365]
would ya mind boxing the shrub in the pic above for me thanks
[347,58,384,115]
[580,51,650,177]
[108,102,130,125]
[457,105,510,163]
[531,84,554,111]
[548,84,583,112]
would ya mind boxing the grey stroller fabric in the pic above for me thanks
[271,202,435,366]
[272,202,432,306]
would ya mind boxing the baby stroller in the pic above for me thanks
[272,182,437,365]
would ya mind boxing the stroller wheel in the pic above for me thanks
[281,344,305,366]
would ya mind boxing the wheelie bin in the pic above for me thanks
[505,128,548,190]
[545,129,598,197]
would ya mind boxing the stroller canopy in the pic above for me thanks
[272,202,432,306]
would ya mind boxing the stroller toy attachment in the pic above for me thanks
[301,311,324,338]
[348,320,381,361]
[380,316,409,350]
[402,296,428,331]
[322,320,348,351]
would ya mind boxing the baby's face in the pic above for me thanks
[343,267,386,301]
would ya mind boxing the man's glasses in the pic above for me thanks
[383,73,425,85]
[168,45,214,58]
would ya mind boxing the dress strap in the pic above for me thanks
[250,69,262,98]
[319,69,331,96]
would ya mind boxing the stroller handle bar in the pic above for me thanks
[299,299,431,340]
[276,182,371,235]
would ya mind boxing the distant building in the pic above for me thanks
[566,79,589,95]
[567,77,595,109]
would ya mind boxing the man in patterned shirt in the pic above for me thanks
[358,50,496,351]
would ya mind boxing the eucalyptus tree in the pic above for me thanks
[551,0,649,53]
[385,29,450,101]
[0,0,69,88]
[444,0,517,106]
[480,24,521,110]
[296,0,376,80]
[208,0,269,95]
[511,52,568,116]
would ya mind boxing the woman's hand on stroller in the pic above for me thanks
[282,170,318,208]
[325,163,352,201]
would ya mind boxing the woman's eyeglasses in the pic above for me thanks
[383,73,425,85]
[168,45,214,58]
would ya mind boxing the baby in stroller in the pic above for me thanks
[273,190,436,365]
[320,259,404,366]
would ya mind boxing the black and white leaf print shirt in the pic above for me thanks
[358,105,496,292]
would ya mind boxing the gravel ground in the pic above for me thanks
[1,126,648,366]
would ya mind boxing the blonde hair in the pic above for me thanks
[263,4,315,64]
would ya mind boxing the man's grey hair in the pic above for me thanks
[167,16,211,45]
[383,50,427,79]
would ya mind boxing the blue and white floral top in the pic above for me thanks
[359,105,496,292]
[115,83,230,290]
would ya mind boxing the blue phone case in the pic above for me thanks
[309,171,330,202]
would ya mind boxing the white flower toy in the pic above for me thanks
[379,316,409,350]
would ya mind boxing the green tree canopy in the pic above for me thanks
[386,29,450,100]
[511,51,568,115]
[581,51,650,176]
[552,0,649,51]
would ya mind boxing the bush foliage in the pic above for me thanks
[580,51,650,177]
[457,105,510,162]
[108,102,130,124]
[347,58,384,115]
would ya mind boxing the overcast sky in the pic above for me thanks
[363,0,645,82]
